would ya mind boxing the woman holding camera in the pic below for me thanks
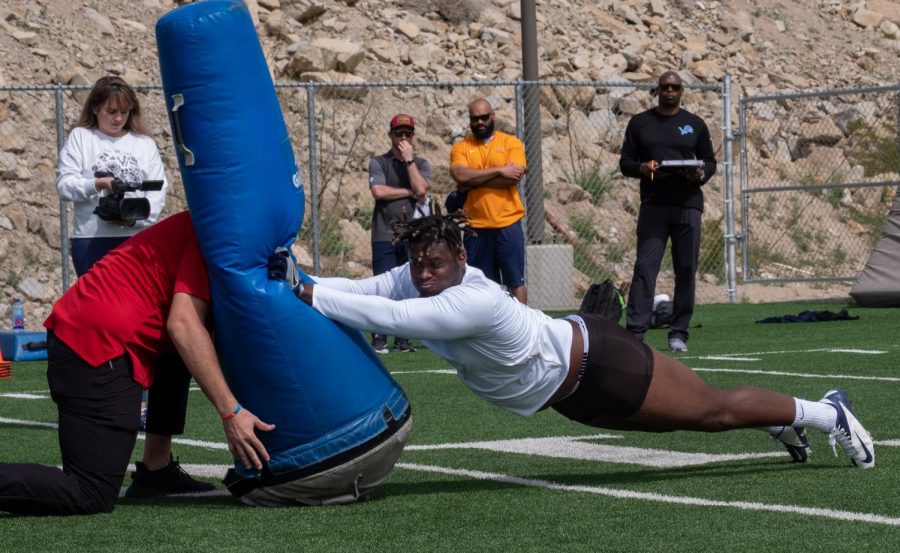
[56,75,169,277]
[54,77,211,499]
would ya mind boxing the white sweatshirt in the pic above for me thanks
[56,126,168,238]
[313,265,573,416]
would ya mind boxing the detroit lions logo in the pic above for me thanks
[678,125,694,136]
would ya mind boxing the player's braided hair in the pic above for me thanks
[391,200,474,256]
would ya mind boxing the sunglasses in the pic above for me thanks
[658,83,683,92]
[469,113,492,123]
[391,130,414,138]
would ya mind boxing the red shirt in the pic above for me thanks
[44,211,210,388]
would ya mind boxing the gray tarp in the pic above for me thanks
[850,192,900,306]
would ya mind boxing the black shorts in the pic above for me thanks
[552,314,654,422]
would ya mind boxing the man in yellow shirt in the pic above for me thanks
[449,98,528,304]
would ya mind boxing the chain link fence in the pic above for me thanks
[0,84,190,323]
[738,84,900,283]
[285,80,725,309]
[0,86,53,326]
[0,79,736,315]
[10,79,898,316]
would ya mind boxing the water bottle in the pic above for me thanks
[11,298,24,330]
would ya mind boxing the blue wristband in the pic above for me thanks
[222,403,242,420]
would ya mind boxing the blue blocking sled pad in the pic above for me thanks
[156,0,408,481]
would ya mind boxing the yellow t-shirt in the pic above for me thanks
[449,131,526,228]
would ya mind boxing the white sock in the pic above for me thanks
[791,398,837,433]
[763,425,785,437]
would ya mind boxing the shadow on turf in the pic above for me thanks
[532,460,841,488]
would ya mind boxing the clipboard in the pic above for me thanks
[658,160,704,170]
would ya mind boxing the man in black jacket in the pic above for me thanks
[619,71,716,352]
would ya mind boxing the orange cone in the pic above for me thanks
[0,349,11,378]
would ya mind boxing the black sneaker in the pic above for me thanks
[125,455,215,498]
[371,335,389,354]
[394,338,416,353]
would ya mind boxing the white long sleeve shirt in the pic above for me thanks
[56,127,168,238]
[312,265,573,416]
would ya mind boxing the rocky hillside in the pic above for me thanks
[4,0,899,87]
[1,0,899,324]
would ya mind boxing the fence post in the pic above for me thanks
[521,80,545,244]
[722,75,737,303]
[514,82,530,242]
[738,97,750,281]
[305,83,320,275]
[55,85,70,292]
[520,0,544,244]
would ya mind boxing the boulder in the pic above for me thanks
[852,8,883,28]
[311,38,365,73]
[82,7,115,36]
[720,10,753,40]
[288,43,326,75]
[793,116,843,159]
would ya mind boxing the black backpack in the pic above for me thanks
[579,280,625,323]
[649,300,674,328]
[444,190,468,213]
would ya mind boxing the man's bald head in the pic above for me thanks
[467,98,495,140]
[658,71,682,86]
[468,98,493,115]
[656,71,684,113]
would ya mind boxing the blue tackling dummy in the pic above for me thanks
[155,0,411,505]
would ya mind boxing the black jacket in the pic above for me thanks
[619,108,716,211]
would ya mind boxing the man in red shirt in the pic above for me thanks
[0,211,273,515]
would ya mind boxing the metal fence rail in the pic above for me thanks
[281,79,727,309]
[5,78,897,315]
[738,84,900,284]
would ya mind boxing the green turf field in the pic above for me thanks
[1,301,898,552]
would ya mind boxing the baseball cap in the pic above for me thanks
[389,113,415,130]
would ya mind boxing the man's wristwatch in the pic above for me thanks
[404,159,415,167]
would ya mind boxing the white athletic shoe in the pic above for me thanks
[820,389,875,469]
[771,426,811,463]
[668,338,688,352]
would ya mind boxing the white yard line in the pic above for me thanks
[681,348,887,360]
[0,417,227,450]
[693,356,761,361]
[390,369,456,375]
[0,387,203,400]
[409,435,782,467]
[3,414,897,525]
[0,416,57,429]
[396,462,900,526]
[125,460,900,526]
[694,367,900,383]
[0,392,50,399]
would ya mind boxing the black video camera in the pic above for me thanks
[93,171,164,222]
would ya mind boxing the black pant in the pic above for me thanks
[371,241,409,343]
[625,204,701,341]
[0,333,190,516]
[70,236,130,277]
